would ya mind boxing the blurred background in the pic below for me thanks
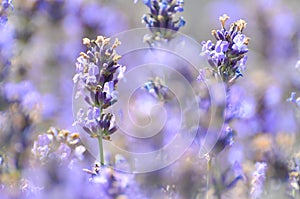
[1,0,300,198]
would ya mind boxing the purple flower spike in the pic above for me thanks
[140,0,185,41]
[250,162,267,199]
[73,36,124,165]
[200,15,249,83]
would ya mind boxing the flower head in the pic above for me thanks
[140,0,185,42]
[201,14,249,84]
[32,127,84,163]
[73,36,125,108]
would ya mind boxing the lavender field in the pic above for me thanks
[1,0,300,198]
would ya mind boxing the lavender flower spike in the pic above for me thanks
[73,36,125,165]
[201,14,250,84]
[250,162,267,199]
[139,0,185,42]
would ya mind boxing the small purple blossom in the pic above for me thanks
[287,92,297,103]
[1,0,13,10]
[103,81,118,104]
[201,40,213,55]
[210,40,229,65]
[232,34,249,53]
[85,107,100,129]
[287,92,300,107]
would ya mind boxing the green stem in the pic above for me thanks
[206,155,212,199]
[97,132,104,166]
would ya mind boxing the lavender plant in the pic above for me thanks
[200,15,250,156]
[200,14,250,199]
[137,0,185,43]
[1,1,300,198]
[73,36,126,166]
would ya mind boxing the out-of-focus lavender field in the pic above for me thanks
[1,0,300,198]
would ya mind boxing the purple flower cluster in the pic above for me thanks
[73,36,125,165]
[138,0,185,41]
[32,127,85,163]
[201,14,249,84]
